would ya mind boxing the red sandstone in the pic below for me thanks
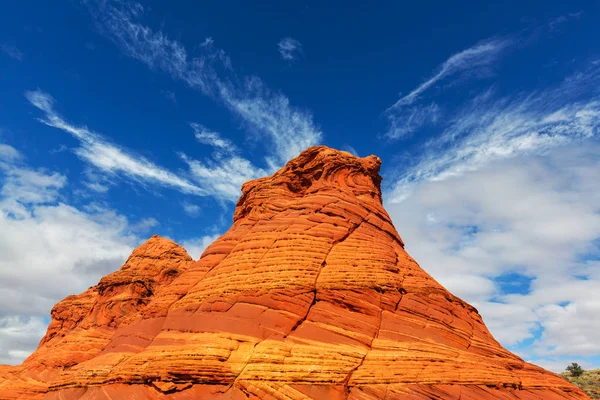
[0,146,588,399]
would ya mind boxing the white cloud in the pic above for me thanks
[25,89,204,196]
[182,201,201,217]
[84,0,216,93]
[25,89,268,203]
[84,181,110,193]
[83,0,321,166]
[201,37,214,47]
[534,299,600,356]
[383,15,591,140]
[383,37,511,139]
[181,233,220,260]
[386,143,600,362]
[381,26,600,368]
[181,151,266,201]
[0,316,47,365]
[0,44,23,61]
[388,38,511,110]
[190,123,236,153]
[385,103,441,139]
[0,144,141,364]
[386,63,600,203]
[278,37,302,61]
[1,168,66,216]
[0,144,23,162]
[475,301,539,347]
[0,143,221,364]
[217,77,321,165]
[185,124,266,201]
[548,11,584,31]
[130,217,159,233]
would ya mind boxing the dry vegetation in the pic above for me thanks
[560,368,600,399]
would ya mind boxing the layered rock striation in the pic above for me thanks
[0,146,589,399]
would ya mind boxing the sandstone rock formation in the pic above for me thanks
[0,146,589,399]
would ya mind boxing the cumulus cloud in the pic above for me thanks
[0,145,139,363]
[386,143,600,369]
[181,233,221,260]
[0,316,47,365]
[0,143,220,364]
[0,144,23,162]
[278,37,302,61]
[83,0,321,165]
[380,20,600,371]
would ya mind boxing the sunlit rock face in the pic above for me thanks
[0,146,589,399]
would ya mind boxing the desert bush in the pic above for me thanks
[566,362,585,377]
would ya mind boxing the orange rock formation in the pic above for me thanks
[0,146,589,399]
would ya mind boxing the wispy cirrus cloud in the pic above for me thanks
[160,90,176,103]
[382,23,600,371]
[0,43,23,61]
[385,103,442,140]
[25,89,267,202]
[277,37,302,62]
[383,13,588,140]
[385,63,600,203]
[388,38,512,110]
[548,11,584,31]
[182,201,200,217]
[180,151,266,202]
[83,0,321,165]
[383,37,512,139]
[184,123,267,200]
[217,77,320,166]
[25,89,204,195]
[190,123,236,153]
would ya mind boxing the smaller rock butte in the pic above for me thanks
[0,146,589,399]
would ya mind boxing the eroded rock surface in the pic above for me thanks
[0,147,589,399]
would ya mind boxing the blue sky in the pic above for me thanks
[1,0,599,372]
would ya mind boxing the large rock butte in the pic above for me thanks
[0,146,589,399]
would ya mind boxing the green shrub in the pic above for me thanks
[566,362,585,377]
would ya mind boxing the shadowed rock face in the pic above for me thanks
[0,146,589,399]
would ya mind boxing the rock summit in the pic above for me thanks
[0,146,588,399]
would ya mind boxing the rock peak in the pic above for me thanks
[234,146,383,222]
[0,146,587,399]
[128,234,191,262]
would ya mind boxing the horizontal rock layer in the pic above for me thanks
[0,146,588,399]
